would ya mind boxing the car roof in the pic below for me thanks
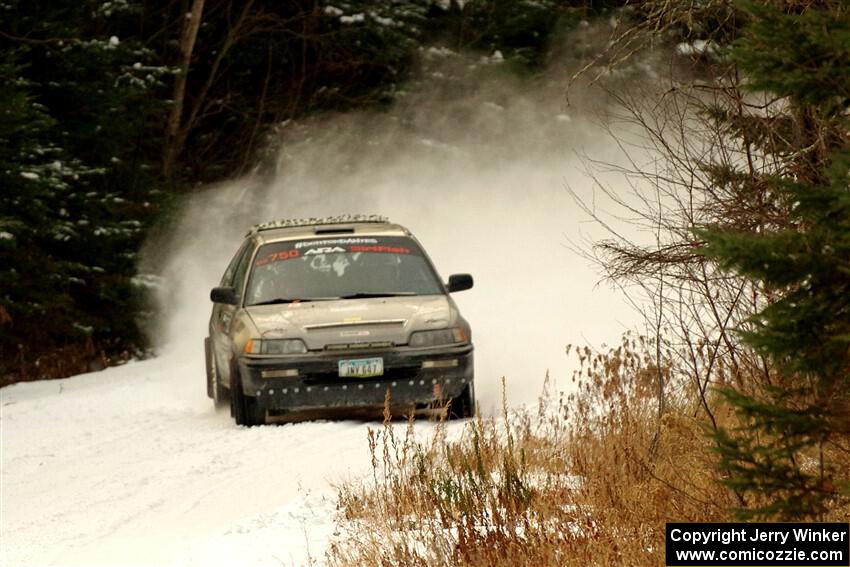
[247,215,411,244]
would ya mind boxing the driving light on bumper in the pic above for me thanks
[245,338,308,355]
[261,368,300,378]
[422,359,458,368]
[409,328,466,348]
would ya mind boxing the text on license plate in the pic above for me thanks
[338,357,384,378]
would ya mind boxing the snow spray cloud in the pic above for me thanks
[148,34,646,412]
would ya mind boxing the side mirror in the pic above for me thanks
[447,274,473,293]
[210,286,238,305]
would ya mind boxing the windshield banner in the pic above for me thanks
[254,236,422,267]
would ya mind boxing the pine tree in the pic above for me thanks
[698,0,850,519]
[0,1,169,380]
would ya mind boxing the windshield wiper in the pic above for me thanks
[249,297,337,306]
[338,292,417,299]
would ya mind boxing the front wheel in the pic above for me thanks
[448,382,476,419]
[230,370,265,426]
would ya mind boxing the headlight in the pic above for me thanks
[409,328,466,348]
[244,338,308,355]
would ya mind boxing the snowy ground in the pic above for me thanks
[1,46,648,566]
[0,349,463,567]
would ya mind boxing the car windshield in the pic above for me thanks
[244,236,444,306]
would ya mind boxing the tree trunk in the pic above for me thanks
[163,0,205,179]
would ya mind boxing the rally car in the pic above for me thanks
[204,214,475,425]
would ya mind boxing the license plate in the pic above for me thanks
[338,357,384,378]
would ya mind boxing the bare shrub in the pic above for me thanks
[567,79,790,437]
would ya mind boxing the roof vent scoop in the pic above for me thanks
[314,227,355,235]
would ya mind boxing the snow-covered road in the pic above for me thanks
[1,351,457,566]
[1,49,646,566]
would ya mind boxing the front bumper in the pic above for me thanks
[237,344,474,412]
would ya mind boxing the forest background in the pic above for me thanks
[1,0,627,383]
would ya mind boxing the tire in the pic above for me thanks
[230,370,265,426]
[448,382,476,420]
[205,338,215,399]
[210,356,230,409]
[205,338,229,408]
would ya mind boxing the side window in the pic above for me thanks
[221,241,250,287]
[231,241,256,300]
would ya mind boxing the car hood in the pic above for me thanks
[244,295,456,350]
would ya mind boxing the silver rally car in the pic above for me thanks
[205,215,475,425]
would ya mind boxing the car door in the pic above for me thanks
[211,239,254,387]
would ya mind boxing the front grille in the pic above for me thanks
[325,341,395,351]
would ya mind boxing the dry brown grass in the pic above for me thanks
[327,334,850,565]
[326,336,743,566]
[0,338,123,386]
